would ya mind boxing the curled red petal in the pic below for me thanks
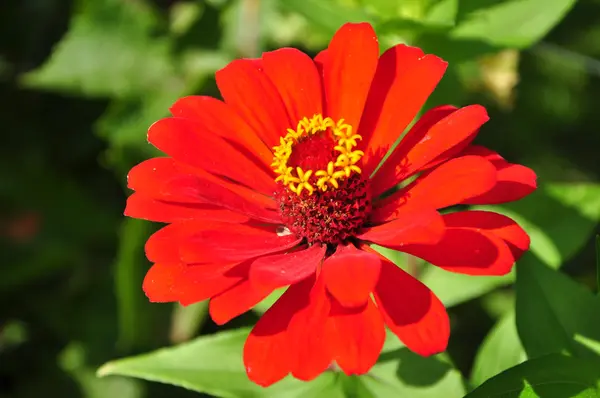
[403,227,517,275]
[461,145,538,204]
[324,22,379,131]
[361,45,448,174]
[243,278,313,386]
[443,210,530,259]
[374,260,449,356]
[322,244,381,307]
[327,297,385,374]
[262,48,323,124]
[249,244,325,290]
[216,59,291,148]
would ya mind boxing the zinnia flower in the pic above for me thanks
[125,22,537,386]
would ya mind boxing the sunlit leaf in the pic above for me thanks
[516,256,600,358]
[451,0,578,48]
[98,328,345,397]
[465,354,600,398]
[21,0,174,98]
[470,310,526,387]
[362,331,466,398]
[282,0,376,34]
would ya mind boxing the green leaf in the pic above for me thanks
[476,183,600,269]
[360,331,466,398]
[516,256,600,359]
[464,354,600,398]
[424,0,458,27]
[21,0,175,98]
[450,0,578,48]
[470,310,526,387]
[281,0,376,35]
[98,328,345,397]
[420,265,514,307]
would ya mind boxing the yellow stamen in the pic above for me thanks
[271,114,364,196]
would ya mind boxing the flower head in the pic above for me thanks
[125,22,537,386]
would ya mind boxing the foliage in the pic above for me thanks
[2,0,600,397]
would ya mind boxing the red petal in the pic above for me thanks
[249,244,325,290]
[361,45,448,174]
[402,227,516,275]
[143,262,245,305]
[322,244,381,307]
[127,157,203,203]
[461,146,538,204]
[180,224,301,264]
[262,48,322,124]
[209,278,274,325]
[142,263,183,302]
[314,50,328,111]
[169,96,272,166]
[371,155,497,222]
[374,260,449,356]
[124,193,249,223]
[177,262,247,306]
[372,104,489,196]
[244,278,313,386]
[444,210,530,259]
[216,59,291,148]
[148,117,275,195]
[327,297,385,374]
[359,208,444,247]
[288,276,333,381]
[324,23,379,131]
[144,220,230,263]
[127,158,280,222]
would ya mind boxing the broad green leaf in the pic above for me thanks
[464,354,600,398]
[281,0,376,35]
[21,0,174,98]
[516,256,600,359]
[98,328,344,397]
[451,0,577,48]
[470,311,526,387]
[476,183,600,269]
[361,331,466,398]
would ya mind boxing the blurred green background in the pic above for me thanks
[1,0,599,397]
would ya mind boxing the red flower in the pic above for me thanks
[125,22,536,386]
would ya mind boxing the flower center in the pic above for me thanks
[271,114,371,245]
